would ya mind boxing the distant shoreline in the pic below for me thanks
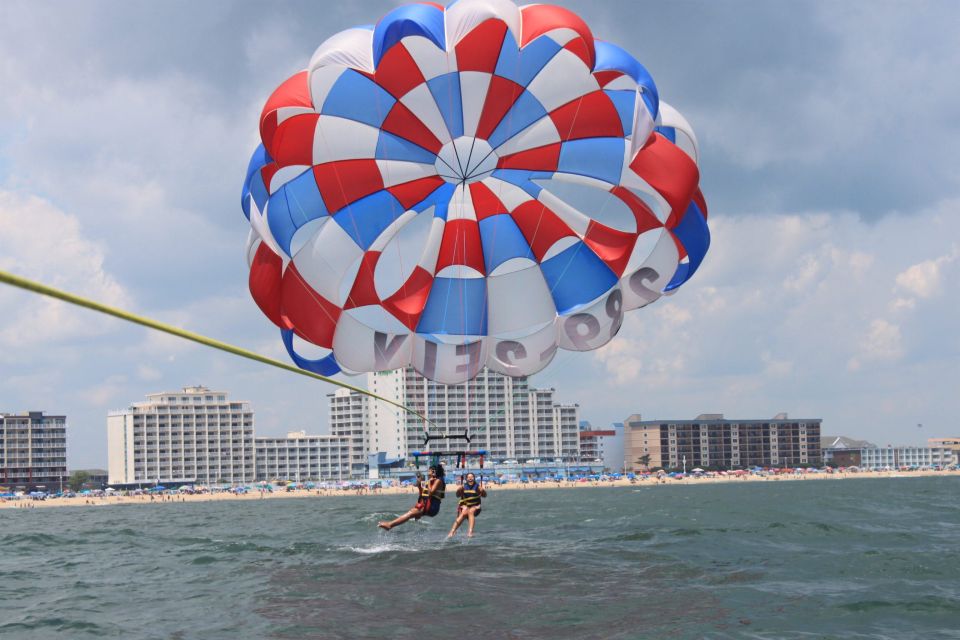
[3,468,957,510]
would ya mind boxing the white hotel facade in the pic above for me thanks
[254,431,351,482]
[329,367,580,471]
[107,386,255,485]
[858,446,954,470]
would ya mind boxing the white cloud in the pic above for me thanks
[82,375,129,406]
[848,319,903,371]
[894,247,957,300]
[782,253,821,292]
[584,202,958,446]
[0,190,130,349]
[137,364,163,381]
[761,351,793,377]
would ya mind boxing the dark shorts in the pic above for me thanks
[415,498,441,518]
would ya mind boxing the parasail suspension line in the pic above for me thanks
[0,269,435,425]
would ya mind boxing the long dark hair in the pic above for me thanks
[429,464,445,480]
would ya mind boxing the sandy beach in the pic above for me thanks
[3,468,957,510]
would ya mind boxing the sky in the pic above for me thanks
[1,1,958,468]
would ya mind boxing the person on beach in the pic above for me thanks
[447,472,486,539]
[378,464,446,531]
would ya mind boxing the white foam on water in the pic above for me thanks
[345,542,409,555]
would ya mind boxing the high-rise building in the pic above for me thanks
[927,438,960,463]
[328,388,372,478]
[624,413,823,471]
[578,424,615,463]
[0,411,67,491]
[254,430,351,482]
[107,386,255,486]
[579,421,625,471]
[328,367,580,473]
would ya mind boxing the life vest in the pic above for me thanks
[459,482,481,507]
[420,480,445,501]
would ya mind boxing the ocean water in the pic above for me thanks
[1,477,958,639]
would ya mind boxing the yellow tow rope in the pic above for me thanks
[0,269,432,425]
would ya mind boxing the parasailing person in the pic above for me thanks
[448,472,487,539]
[378,464,446,531]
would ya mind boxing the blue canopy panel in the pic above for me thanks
[540,242,618,314]
[487,90,548,149]
[495,34,561,88]
[655,125,677,143]
[416,276,488,336]
[425,182,456,221]
[427,72,464,139]
[665,199,710,291]
[605,90,636,138]
[242,144,271,219]
[281,328,342,376]
[376,131,438,164]
[557,138,625,185]
[490,169,554,199]
[267,168,330,256]
[593,40,659,120]
[372,3,446,67]
[479,214,535,272]
[332,189,407,251]
[321,70,396,128]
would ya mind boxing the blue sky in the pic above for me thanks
[1,1,958,468]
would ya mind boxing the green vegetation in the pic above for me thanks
[67,470,90,492]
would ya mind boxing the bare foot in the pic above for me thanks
[378,522,392,530]
[467,532,474,538]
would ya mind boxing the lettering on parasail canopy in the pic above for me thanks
[562,288,624,351]
[627,267,662,307]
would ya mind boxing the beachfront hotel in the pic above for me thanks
[579,421,626,470]
[329,367,581,472]
[822,437,956,470]
[0,411,68,491]
[624,413,823,471]
[107,386,255,486]
[254,430,351,482]
[328,388,373,478]
[927,438,960,462]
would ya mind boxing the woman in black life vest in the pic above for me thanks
[447,472,487,538]
[378,464,445,530]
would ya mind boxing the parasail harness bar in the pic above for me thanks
[422,429,471,447]
[411,447,487,469]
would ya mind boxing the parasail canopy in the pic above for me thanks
[241,0,710,384]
